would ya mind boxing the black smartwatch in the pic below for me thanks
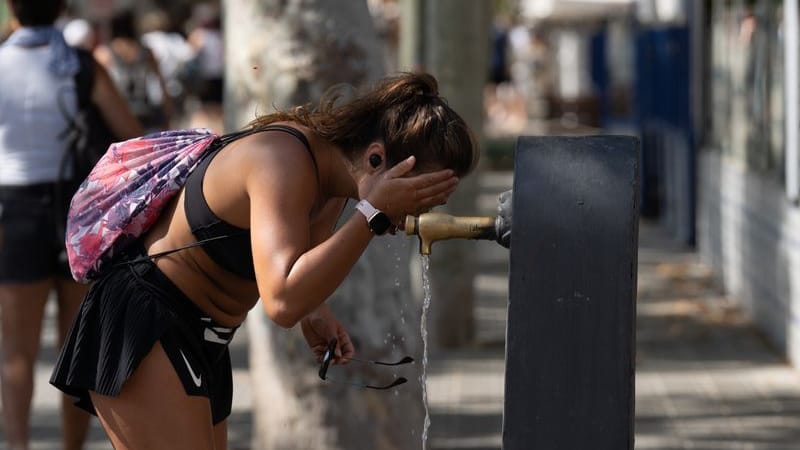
[355,200,392,235]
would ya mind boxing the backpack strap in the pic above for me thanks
[115,233,248,268]
[73,49,95,112]
[53,50,96,241]
[55,49,94,141]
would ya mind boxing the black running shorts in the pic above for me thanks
[0,183,73,281]
[50,243,238,424]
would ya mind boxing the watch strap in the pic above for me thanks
[355,199,390,235]
[355,199,380,220]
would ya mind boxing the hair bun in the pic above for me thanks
[417,90,437,100]
[417,73,439,97]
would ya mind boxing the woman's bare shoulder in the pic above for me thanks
[235,128,315,170]
[226,129,319,198]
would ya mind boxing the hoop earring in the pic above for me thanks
[369,154,382,168]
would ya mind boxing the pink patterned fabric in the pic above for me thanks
[66,129,219,283]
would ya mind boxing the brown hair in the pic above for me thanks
[10,0,64,26]
[248,73,479,177]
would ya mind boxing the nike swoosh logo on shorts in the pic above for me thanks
[179,349,202,388]
[204,326,233,344]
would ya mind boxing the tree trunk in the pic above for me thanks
[223,1,424,449]
[413,0,492,348]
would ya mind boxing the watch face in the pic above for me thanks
[369,212,392,235]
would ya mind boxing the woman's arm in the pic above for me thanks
[301,303,354,364]
[300,198,354,363]
[90,59,143,139]
[247,139,455,328]
[249,164,374,328]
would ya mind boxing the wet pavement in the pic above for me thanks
[6,171,800,449]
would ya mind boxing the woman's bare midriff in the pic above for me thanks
[141,189,259,328]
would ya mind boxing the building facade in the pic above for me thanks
[695,0,800,368]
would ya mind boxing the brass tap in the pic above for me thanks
[405,212,498,255]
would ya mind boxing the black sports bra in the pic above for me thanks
[183,125,315,280]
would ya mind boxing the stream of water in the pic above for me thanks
[420,254,431,450]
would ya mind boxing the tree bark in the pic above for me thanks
[223,1,424,449]
[414,0,492,348]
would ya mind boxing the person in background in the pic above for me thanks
[95,9,172,132]
[140,9,193,123]
[0,1,142,449]
[185,2,224,131]
[51,72,476,450]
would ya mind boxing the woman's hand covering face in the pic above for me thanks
[360,156,459,224]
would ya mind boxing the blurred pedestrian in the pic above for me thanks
[140,9,193,120]
[489,17,511,87]
[0,1,142,449]
[95,9,172,132]
[185,3,224,131]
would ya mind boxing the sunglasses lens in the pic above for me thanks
[369,377,408,390]
[318,338,337,380]
[317,337,413,390]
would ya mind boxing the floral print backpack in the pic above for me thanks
[66,129,221,283]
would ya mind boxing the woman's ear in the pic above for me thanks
[364,143,386,171]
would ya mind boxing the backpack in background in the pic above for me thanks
[60,49,117,186]
[55,49,118,239]
[108,45,166,131]
[66,128,219,283]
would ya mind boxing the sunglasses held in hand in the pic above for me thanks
[318,338,414,390]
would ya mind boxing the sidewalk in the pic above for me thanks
[425,172,800,449]
[0,303,252,450]
[635,222,800,449]
[6,172,800,449]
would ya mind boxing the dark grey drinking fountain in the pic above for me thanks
[504,135,639,450]
[407,135,640,450]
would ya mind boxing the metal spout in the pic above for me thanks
[405,212,498,255]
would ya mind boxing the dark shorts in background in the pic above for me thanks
[0,183,74,282]
[50,243,238,424]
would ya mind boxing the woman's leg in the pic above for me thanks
[90,342,218,450]
[214,420,228,450]
[54,277,91,450]
[0,280,52,450]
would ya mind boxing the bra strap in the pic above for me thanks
[216,124,316,169]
